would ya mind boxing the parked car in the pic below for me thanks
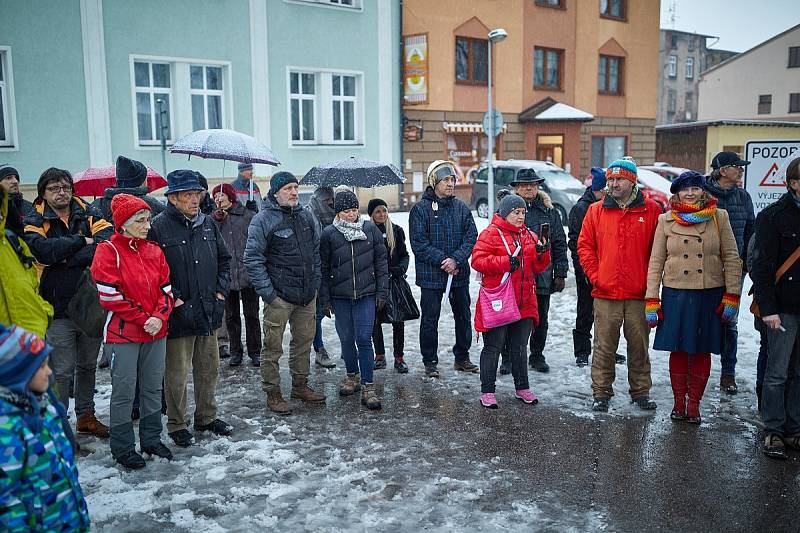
[639,165,691,182]
[471,160,585,220]
[583,167,672,211]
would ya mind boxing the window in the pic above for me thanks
[758,94,772,115]
[190,65,224,131]
[591,136,626,167]
[670,34,678,50]
[134,61,173,145]
[535,0,564,7]
[290,72,317,142]
[685,57,694,79]
[455,37,488,85]
[790,93,800,113]
[331,74,356,142]
[288,69,362,145]
[598,55,624,95]
[599,0,626,20]
[685,92,694,120]
[667,89,676,114]
[789,46,800,68]
[534,47,563,90]
[0,49,15,148]
[290,0,361,8]
[668,55,677,77]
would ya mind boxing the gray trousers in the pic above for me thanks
[761,313,800,437]
[165,334,219,432]
[106,339,166,458]
[46,318,101,416]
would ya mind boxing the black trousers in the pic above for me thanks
[225,287,262,358]
[529,294,551,358]
[573,273,594,358]
[481,318,533,393]
[372,321,405,358]
[419,285,472,365]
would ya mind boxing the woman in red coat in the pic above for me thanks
[91,194,174,469]
[472,194,551,409]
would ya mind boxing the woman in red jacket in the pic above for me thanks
[472,194,551,409]
[91,194,174,469]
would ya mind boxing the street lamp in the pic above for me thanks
[486,28,507,217]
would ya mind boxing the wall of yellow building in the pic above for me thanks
[705,125,800,168]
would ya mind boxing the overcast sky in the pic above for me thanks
[660,0,800,52]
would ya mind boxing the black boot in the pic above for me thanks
[116,450,146,469]
[529,354,550,373]
[229,353,243,367]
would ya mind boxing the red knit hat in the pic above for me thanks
[212,183,238,205]
[110,193,151,231]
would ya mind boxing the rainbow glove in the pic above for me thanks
[716,292,740,324]
[645,298,663,328]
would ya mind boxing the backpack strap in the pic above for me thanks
[4,229,35,268]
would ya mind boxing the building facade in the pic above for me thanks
[656,29,736,125]
[0,0,401,197]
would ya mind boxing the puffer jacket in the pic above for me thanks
[706,178,755,263]
[148,204,230,338]
[244,195,320,306]
[319,220,388,307]
[523,191,568,295]
[409,187,477,289]
[471,214,551,332]
[577,190,661,301]
[568,186,600,276]
[90,234,174,343]
[212,204,255,291]
[90,186,165,223]
[23,197,113,319]
[0,388,90,532]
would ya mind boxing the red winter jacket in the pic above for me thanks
[471,214,551,332]
[90,234,174,343]
[577,191,660,301]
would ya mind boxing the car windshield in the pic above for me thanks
[536,170,584,191]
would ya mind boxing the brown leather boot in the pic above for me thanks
[76,410,109,438]
[290,377,326,404]
[339,373,361,396]
[266,388,292,416]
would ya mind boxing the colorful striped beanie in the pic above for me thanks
[605,159,637,184]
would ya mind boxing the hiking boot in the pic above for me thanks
[141,442,173,461]
[592,397,610,412]
[195,418,233,436]
[575,355,589,368]
[266,389,292,416]
[514,388,539,405]
[219,345,231,359]
[339,373,362,396]
[169,429,195,448]
[116,450,146,469]
[454,359,479,373]
[615,353,626,364]
[229,353,243,367]
[720,374,738,395]
[529,354,550,373]
[480,393,499,409]
[290,377,326,404]
[76,411,109,438]
[360,383,382,410]
[394,357,409,374]
[499,359,511,375]
[374,354,387,370]
[424,365,440,378]
[631,396,657,411]
[315,348,337,368]
[763,434,787,460]
[250,355,261,367]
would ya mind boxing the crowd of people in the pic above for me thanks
[0,148,799,528]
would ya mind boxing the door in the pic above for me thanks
[536,134,564,167]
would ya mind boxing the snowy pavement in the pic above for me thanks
[76,212,798,532]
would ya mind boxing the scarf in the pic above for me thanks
[333,217,367,242]
[670,197,718,226]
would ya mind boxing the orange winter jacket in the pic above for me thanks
[577,190,661,301]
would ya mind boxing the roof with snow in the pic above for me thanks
[519,98,594,123]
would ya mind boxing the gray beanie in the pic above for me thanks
[499,194,526,219]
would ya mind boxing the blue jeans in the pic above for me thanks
[332,296,376,384]
[313,301,325,351]
[761,313,800,437]
[720,274,744,376]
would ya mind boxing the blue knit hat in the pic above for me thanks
[670,171,707,194]
[590,167,607,191]
[605,159,637,184]
[0,324,51,396]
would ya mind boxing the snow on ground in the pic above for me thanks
[77,211,763,531]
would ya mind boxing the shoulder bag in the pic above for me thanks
[478,228,522,329]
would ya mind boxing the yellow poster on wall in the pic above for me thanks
[404,33,428,105]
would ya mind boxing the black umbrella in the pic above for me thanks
[301,157,405,188]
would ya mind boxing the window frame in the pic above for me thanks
[757,94,772,115]
[0,47,18,150]
[330,73,358,144]
[288,70,319,145]
[190,64,225,131]
[667,89,676,114]
[685,57,694,79]
[788,46,800,68]
[668,55,677,78]
[535,0,565,9]
[533,46,564,91]
[598,54,625,96]
[455,36,489,86]
[789,93,800,114]
[132,60,175,147]
[599,0,627,21]
[590,134,628,167]
[284,0,363,10]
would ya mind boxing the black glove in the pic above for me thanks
[553,277,566,293]
[376,298,386,311]
[245,200,258,212]
[509,255,520,273]
[536,242,550,254]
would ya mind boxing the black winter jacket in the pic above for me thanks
[90,186,165,223]
[752,193,800,316]
[212,204,255,291]
[568,186,600,277]
[23,197,113,319]
[375,223,410,278]
[148,204,231,338]
[706,178,755,265]
[523,191,568,295]
[319,221,388,307]
[244,195,320,306]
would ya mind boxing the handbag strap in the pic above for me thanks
[495,227,520,284]
[776,245,800,284]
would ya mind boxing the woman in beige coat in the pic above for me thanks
[645,171,742,424]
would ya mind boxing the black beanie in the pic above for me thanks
[367,198,387,216]
[0,166,19,181]
[269,171,299,197]
[334,190,359,213]
[116,156,147,189]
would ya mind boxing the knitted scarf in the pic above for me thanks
[333,217,367,242]
[670,197,718,226]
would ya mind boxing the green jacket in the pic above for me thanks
[0,189,52,336]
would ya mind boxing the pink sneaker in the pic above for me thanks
[515,388,539,404]
[480,393,499,409]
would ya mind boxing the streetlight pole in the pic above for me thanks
[155,98,168,178]
[486,28,507,217]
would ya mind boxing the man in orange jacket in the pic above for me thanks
[577,159,661,412]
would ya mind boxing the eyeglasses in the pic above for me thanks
[45,185,73,194]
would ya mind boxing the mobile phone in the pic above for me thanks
[540,223,550,241]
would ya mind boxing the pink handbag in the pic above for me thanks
[478,229,521,329]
